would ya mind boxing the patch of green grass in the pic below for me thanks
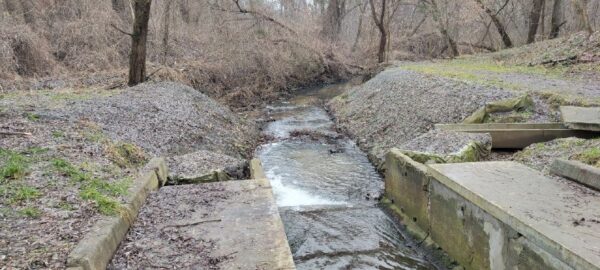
[573,147,600,167]
[79,187,121,215]
[23,147,49,155]
[25,112,40,121]
[0,149,28,182]
[52,130,65,138]
[11,186,41,203]
[52,158,130,215]
[57,201,75,211]
[402,58,568,90]
[52,158,91,182]
[19,206,42,218]
[0,184,42,205]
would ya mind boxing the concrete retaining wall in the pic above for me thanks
[384,149,576,270]
[66,157,169,270]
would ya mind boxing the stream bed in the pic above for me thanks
[255,85,437,269]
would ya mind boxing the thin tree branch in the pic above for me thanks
[110,23,133,36]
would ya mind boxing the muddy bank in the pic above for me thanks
[0,82,258,268]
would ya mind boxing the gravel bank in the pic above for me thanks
[328,69,514,166]
[45,82,259,158]
[0,82,259,268]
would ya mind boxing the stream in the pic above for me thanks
[256,84,437,269]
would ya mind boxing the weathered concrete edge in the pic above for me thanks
[551,159,600,191]
[427,163,598,270]
[249,158,296,269]
[250,158,268,180]
[66,157,169,270]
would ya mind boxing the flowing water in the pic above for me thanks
[256,84,437,270]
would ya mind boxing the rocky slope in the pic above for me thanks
[328,69,515,166]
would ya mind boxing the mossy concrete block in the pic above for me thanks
[67,162,164,270]
[384,149,431,231]
[551,159,600,191]
[250,158,267,179]
[560,106,600,131]
[146,157,169,186]
[463,95,534,124]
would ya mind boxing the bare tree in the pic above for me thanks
[473,0,513,48]
[573,0,593,35]
[323,0,346,41]
[549,0,565,39]
[162,0,173,64]
[128,0,152,86]
[527,0,545,43]
[424,0,459,56]
[369,0,388,63]
[351,1,369,51]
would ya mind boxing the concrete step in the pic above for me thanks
[428,161,600,270]
[551,159,600,191]
[435,123,596,149]
[561,106,600,131]
[109,179,295,269]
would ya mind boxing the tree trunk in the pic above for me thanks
[473,0,513,48]
[370,0,388,63]
[162,0,172,65]
[549,0,564,39]
[429,0,459,56]
[128,0,152,86]
[573,0,593,35]
[323,0,345,41]
[351,1,368,51]
[527,0,544,43]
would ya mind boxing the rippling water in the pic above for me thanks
[256,92,437,270]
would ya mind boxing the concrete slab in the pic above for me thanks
[561,106,600,131]
[551,159,600,191]
[109,180,295,269]
[435,123,596,149]
[428,162,600,270]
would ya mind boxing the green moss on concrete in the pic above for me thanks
[463,95,534,124]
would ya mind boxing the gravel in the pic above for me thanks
[45,81,259,158]
[399,130,492,157]
[328,69,514,165]
[167,150,248,182]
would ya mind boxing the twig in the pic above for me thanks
[162,219,222,229]
[110,23,133,36]
[0,131,32,137]
[145,68,163,80]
